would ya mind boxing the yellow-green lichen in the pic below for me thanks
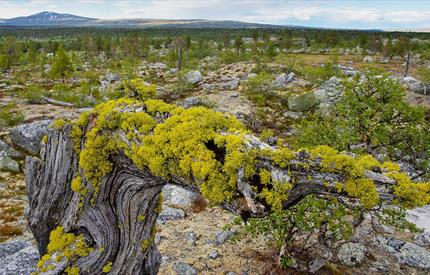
[52,119,68,130]
[36,226,92,274]
[102,261,113,273]
[65,266,80,275]
[71,176,82,193]
[125,79,156,101]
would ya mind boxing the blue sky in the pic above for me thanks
[1,0,430,29]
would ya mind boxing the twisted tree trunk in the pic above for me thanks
[26,126,165,274]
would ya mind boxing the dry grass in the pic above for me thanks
[0,172,27,242]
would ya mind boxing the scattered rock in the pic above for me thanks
[202,78,240,91]
[364,170,396,184]
[407,205,430,233]
[266,136,278,146]
[0,245,39,275]
[185,71,203,84]
[230,92,240,98]
[0,156,20,172]
[178,97,203,109]
[43,64,51,73]
[313,76,343,113]
[157,206,186,224]
[208,250,220,260]
[184,231,197,246]
[105,73,121,83]
[172,262,198,275]
[282,111,302,120]
[162,184,202,211]
[363,56,374,63]
[337,242,367,267]
[376,236,430,270]
[0,140,23,159]
[215,230,235,245]
[337,64,358,76]
[9,120,51,155]
[415,232,430,247]
[149,62,168,70]
[401,76,429,95]
[274,72,295,88]
[309,250,332,273]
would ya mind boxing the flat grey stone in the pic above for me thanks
[9,120,51,155]
[172,262,197,275]
[0,245,39,275]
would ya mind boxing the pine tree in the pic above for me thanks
[51,44,73,83]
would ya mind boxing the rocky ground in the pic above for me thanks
[157,207,279,275]
[1,56,430,274]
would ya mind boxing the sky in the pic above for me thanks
[1,0,430,30]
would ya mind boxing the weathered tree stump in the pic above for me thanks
[26,127,165,274]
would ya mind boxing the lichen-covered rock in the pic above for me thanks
[401,76,429,95]
[376,236,430,270]
[0,140,23,159]
[274,72,295,88]
[313,76,343,112]
[172,262,198,275]
[337,242,367,267]
[184,70,203,84]
[0,156,20,172]
[0,245,39,275]
[9,120,51,155]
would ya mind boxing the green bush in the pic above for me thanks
[230,195,353,255]
[0,102,24,128]
[297,71,430,173]
[244,72,274,107]
[21,85,47,104]
[50,84,95,107]
[287,92,318,112]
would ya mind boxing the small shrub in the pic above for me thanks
[21,85,47,104]
[244,71,274,107]
[0,102,24,128]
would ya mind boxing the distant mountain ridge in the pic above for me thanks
[0,11,289,29]
[0,11,95,27]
